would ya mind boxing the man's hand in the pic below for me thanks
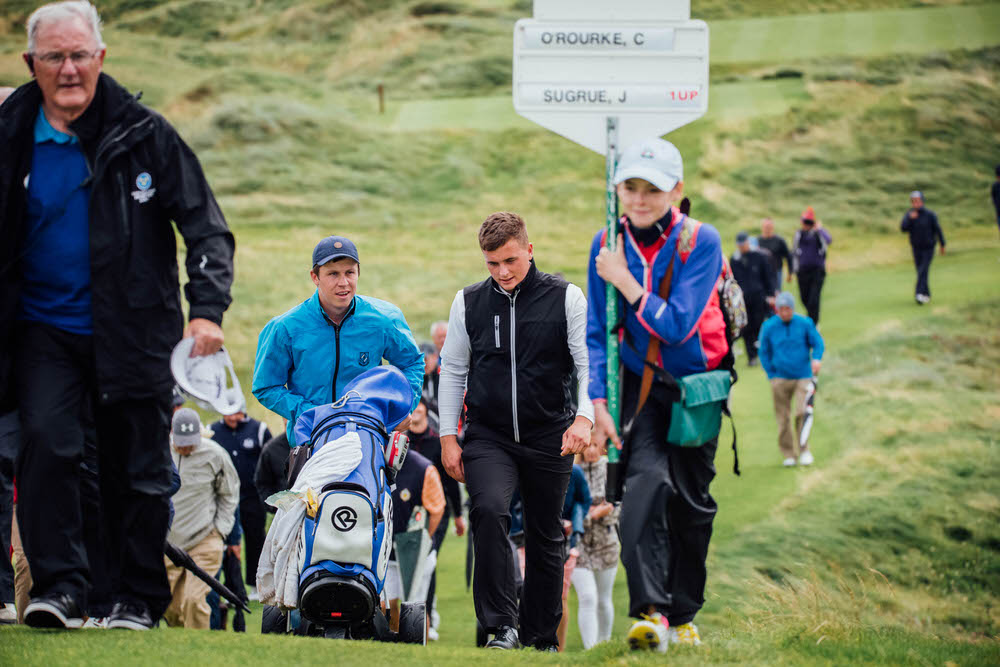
[592,401,621,452]
[787,273,794,283]
[441,435,464,483]
[560,415,592,456]
[940,245,946,256]
[766,295,776,307]
[454,515,466,537]
[909,209,919,219]
[394,415,411,433]
[227,544,241,560]
[184,318,224,357]
[811,359,822,377]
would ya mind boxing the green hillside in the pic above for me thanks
[0,1,998,663]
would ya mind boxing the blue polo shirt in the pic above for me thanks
[18,110,93,334]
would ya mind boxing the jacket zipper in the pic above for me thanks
[332,323,342,403]
[508,290,520,443]
[494,315,500,348]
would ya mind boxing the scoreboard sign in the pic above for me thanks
[513,1,709,154]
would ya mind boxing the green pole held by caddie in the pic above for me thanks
[604,116,624,503]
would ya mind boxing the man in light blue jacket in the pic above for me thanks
[759,292,825,467]
[253,236,423,444]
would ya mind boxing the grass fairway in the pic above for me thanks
[3,240,998,664]
[0,0,998,663]
[711,3,1000,63]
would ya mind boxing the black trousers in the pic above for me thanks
[912,245,935,298]
[425,505,452,613]
[462,433,572,646]
[743,295,769,361]
[796,267,826,324]
[239,495,267,587]
[14,321,173,618]
[0,411,17,605]
[619,372,718,625]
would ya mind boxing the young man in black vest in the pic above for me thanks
[439,212,593,651]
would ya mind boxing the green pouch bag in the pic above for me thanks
[667,370,732,448]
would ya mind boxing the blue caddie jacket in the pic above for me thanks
[252,291,423,445]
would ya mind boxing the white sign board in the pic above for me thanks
[533,0,690,22]
[513,2,708,154]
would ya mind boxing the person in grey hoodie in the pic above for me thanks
[163,408,239,629]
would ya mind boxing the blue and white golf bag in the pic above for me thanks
[293,366,412,627]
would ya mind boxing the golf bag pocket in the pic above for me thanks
[667,370,731,448]
[307,487,379,575]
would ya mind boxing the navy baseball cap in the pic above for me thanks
[736,231,749,243]
[312,236,359,268]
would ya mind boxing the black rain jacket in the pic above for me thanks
[0,74,234,410]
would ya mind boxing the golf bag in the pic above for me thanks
[267,366,424,642]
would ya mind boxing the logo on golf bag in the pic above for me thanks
[359,351,370,366]
[332,506,358,532]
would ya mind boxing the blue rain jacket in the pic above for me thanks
[758,313,825,380]
[253,292,423,445]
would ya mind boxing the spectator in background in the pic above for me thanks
[571,439,619,650]
[757,218,792,289]
[419,342,441,432]
[0,413,17,624]
[430,321,448,356]
[557,464,591,652]
[385,448,445,634]
[255,419,290,512]
[992,165,1000,238]
[2,1,234,630]
[406,397,463,641]
[164,409,239,629]
[730,231,776,367]
[208,398,271,602]
[791,206,832,325]
[759,292,824,467]
[900,191,946,305]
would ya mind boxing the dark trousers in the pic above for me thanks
[912,245,935,298]
[239,495,266,587]
[0,411,17,605]
[14,321,173,618]
[743,295,769,362]
[425,506,451,613]
[796,267,826,324]
[618,372,718,625]
[462,433,572,646]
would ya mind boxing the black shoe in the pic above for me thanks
[534,642,559,652]
[107,600,153,631]
[24,594,84,629]
[485,625,520,649]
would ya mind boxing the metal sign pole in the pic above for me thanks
[603,116,623,502]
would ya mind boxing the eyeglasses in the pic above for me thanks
[32,50,100,68]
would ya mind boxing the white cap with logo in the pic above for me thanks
[613,138,684,193]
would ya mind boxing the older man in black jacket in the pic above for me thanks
[0,2,233,630]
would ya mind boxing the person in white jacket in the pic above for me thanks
[163,408,239,629]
